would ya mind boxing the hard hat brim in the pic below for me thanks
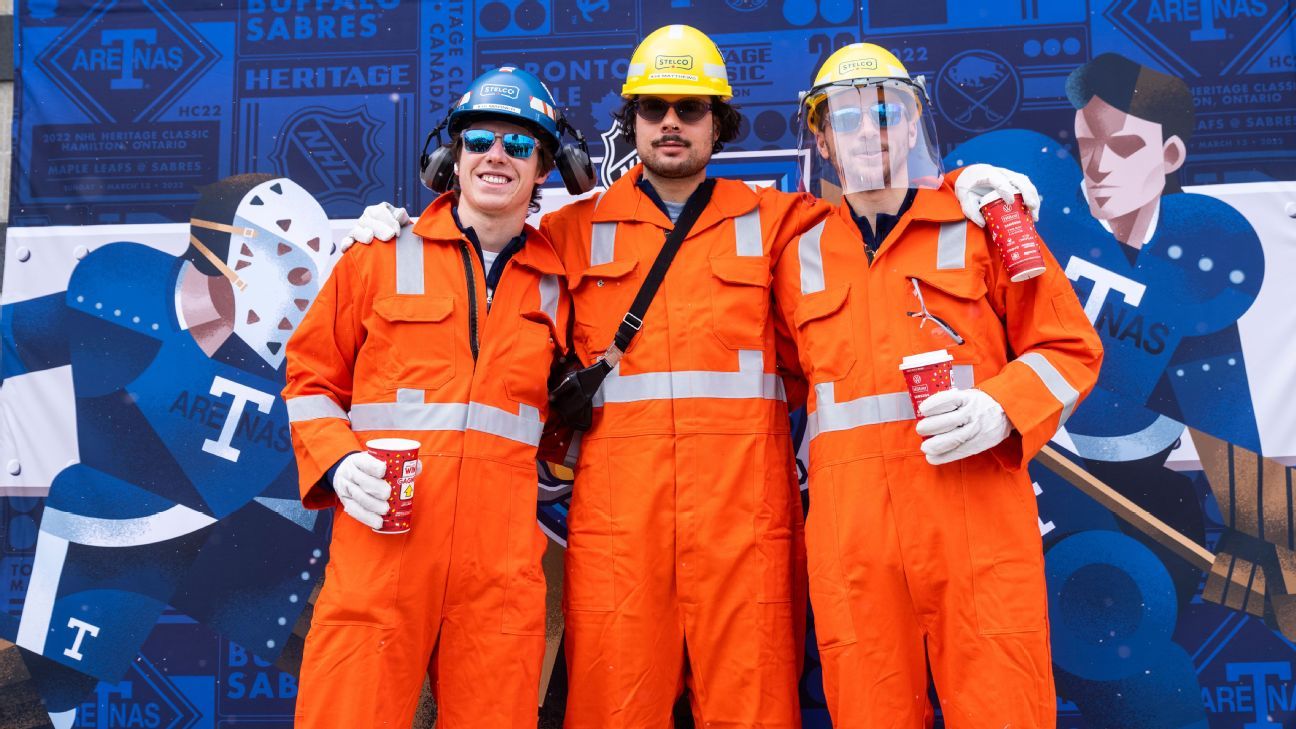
[620,82,733,101]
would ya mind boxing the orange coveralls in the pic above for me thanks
[771,182,1102,728]
[284,193,569,728]
[540,166,828,728]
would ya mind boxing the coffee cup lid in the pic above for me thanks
[367,437,421,452]
[979,190,1008,208]
[900,349,953,370]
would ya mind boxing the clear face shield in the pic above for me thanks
[797,79,944,200]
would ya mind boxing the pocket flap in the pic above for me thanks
[709,256,771,287]
[571,258,639,287]
[793,284,850,328]
[905,269,987,301]
[373,295,454,323]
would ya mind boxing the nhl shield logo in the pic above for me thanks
[599,120,640,188]
[271,106,381,208]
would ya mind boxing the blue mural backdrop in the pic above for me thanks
[2,1,1295,727]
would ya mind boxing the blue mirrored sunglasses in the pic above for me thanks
[461,129,537,159]
[827,101,908,132]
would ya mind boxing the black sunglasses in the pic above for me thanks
[634,97,714,124]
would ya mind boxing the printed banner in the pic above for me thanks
[3,1,1295,726]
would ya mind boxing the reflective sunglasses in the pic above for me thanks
[827,101,908,132]
[461,129,537,159]
[635,97,714,124]
[906,278,965,345]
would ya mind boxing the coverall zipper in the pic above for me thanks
[459,244,480,361]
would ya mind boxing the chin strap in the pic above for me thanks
[188,233,247,292]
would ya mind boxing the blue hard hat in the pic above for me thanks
[449,66,562,152]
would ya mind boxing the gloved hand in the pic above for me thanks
[915,388,1013,465]
[955,164,1042,227]
[332,452,393,529]
[339,202,410,252]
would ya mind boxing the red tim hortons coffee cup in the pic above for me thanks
[899,350,954,418]
[979,191,1047,282]
[365,438,420,534]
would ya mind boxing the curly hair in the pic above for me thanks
[611,96,743,154]
[447,128,555,214]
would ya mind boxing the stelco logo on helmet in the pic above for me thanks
[838,58,879,75]
[481,84,521,99]
[655,55,694,70]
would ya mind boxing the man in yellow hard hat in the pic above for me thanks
[341,27,1045,728]
[540,24,826,727]
[774,43,1102,727]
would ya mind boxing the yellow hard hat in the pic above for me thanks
[804,43,918,133]
[812,43,910,87]
[622,25,733,100]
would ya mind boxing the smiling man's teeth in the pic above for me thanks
[482,174,509,184]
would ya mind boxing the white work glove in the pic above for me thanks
[339,202,410,252]
[332,452,394,529]
[915,389,1013,466]
[955,164,1042,227]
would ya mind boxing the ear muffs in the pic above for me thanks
[418,119,454,192]
[554,119,596,195]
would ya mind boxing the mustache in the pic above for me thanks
[652,135,691,148]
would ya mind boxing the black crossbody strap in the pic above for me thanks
[609,179,716,355]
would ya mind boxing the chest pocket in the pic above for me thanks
[902,270,988,355]
[570,258,639,356]
[504,313,559,408]
[793,284,856,384]
[709,256,772,350]
[370,295,456,391]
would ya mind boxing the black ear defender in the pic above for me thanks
[419,117,455,192]
[554,117,596,195]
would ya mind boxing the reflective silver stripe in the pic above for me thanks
[737,346,762,371]
[539,274,560,322]
[349,391,469,432]
[733,209,762,256]
[286,395,348,423]
[593,349,784,405]
[395,226,424,294]
[1066,415,1184,463]
[936,221,966,270]
[628,62,646,76]
[346,389,542,444]
[591,222,617,266]
[799,220,828,294]
[1017,352,1079,425]
[704,63,727,79]
[806,383,914,442]
[467,403,543,446]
